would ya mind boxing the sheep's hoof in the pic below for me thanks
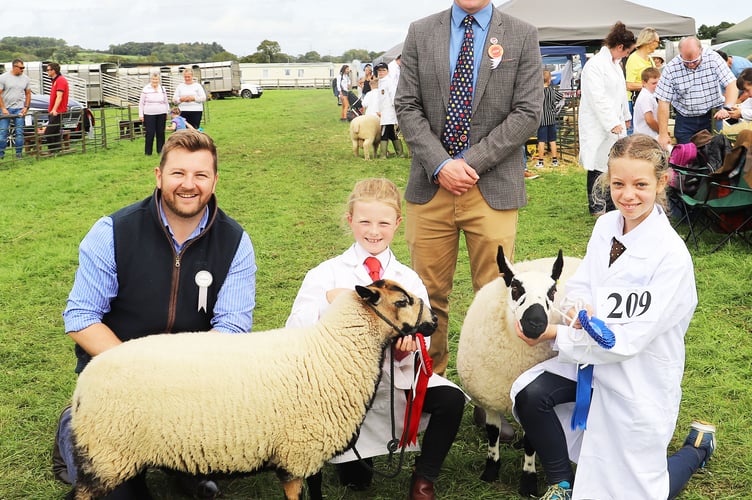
[479,458,500,483]
[519,471,538,497]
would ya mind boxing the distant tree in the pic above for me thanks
[210,51,238,62]
[240,52,268,63]
[257,40,281,62]
[698,22,735,40]
[52,46,79,64]
[300,51,322,62]
[342,49,371,62]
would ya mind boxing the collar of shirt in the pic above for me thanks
[449,2,493,87]
[159,202,209,253]
[352,243,391,271]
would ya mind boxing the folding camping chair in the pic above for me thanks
[346,93,363,121]
[674,155,752,252]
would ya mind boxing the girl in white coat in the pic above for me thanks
[511,135,715,500]
[578,22,635,215]
[286,178,465,499]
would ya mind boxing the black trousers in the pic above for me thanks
[337,385,465,485]
[143,114,166,155]
[181,110,202,129]
[514,371,577,486]
[45,114,62,152]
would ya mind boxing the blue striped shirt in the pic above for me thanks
[654,48,735,117]
[63,205,256,334]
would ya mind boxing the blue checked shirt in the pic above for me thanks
[654,48,735,117]
[63,205,256,335]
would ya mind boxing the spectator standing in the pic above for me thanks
[337,64,352,121]
[625,29,659,104]
[358,63,375,96]
[53,130,256,499]
[632,67,661,138]
[535,69,563,168]
[578,22,635,216]
[139,71,170,156]
[395,0,542,388]
[655,36,736,149]
[0,58,31,160]
[44,62,69,154]
[374,62,403,158]
[173,68,207,129]
[388,54,402,88]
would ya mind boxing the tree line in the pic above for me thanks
[0,37,383,65]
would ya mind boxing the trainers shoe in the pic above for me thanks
[683,420,716,468]
[540,480,572,500]
[535,159,544,168]
[524,170,539,180]
[552,158,559,167]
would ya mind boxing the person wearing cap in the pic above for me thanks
[374,62,404,158]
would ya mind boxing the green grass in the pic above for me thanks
[1,90,750,499]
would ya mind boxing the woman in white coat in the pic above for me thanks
[578,22,636,215]
[286,178,465,500]
[511,135,715,500]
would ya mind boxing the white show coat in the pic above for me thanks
[376,77,398,126]
[286,244,460,462]
[579,46,632,172]
[511,206,698,499]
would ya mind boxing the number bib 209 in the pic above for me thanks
[596,286,658,324]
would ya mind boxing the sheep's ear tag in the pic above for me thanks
[356,285,380,304]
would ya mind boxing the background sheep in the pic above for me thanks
[70,280,436,500]
[349,114,381,160]
[456,247,581,493]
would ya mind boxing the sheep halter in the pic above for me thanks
[400,334,432,447]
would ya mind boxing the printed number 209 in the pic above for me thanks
[605,291,652,319]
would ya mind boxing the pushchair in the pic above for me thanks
[346,93,363,121]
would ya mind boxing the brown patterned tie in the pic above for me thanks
[609,238,626,267]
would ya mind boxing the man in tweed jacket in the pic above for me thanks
[395,0,542,382]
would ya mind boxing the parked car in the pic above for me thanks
[27,94,90,132]
[240,82,263,99]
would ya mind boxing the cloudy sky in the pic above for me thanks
[7,1,738,58]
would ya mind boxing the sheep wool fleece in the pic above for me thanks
[70,285,423,488]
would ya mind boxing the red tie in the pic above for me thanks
[364,256,381,282]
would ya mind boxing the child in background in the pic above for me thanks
[511,134,715,500]
[632,67,661,139]
[374,63,404,158]
[361,76,380,116]
[286,178,465,499]
[167,107,193,132]
[535,69,563,168]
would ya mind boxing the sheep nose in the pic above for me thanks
[520,303,547,339]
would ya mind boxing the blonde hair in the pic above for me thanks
[595,134,670,209]
[346,178,402,219]
[543,69,552,84]
[635,27,659,49]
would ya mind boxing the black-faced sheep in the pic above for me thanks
[69,280,437,500]
[456,246,581,495]
[349,114,381,160]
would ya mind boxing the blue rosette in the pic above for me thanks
[577,310,615,349]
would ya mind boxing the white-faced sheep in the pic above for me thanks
[456,246,581,495]
[69,280,436,500]
[349,114,381,160]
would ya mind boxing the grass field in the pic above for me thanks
[1,90,750,499]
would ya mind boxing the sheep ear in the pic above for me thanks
[497,245,514,287]
[356,285,380,304]
[551,249,564,282]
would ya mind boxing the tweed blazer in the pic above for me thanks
[395,7,542,210]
